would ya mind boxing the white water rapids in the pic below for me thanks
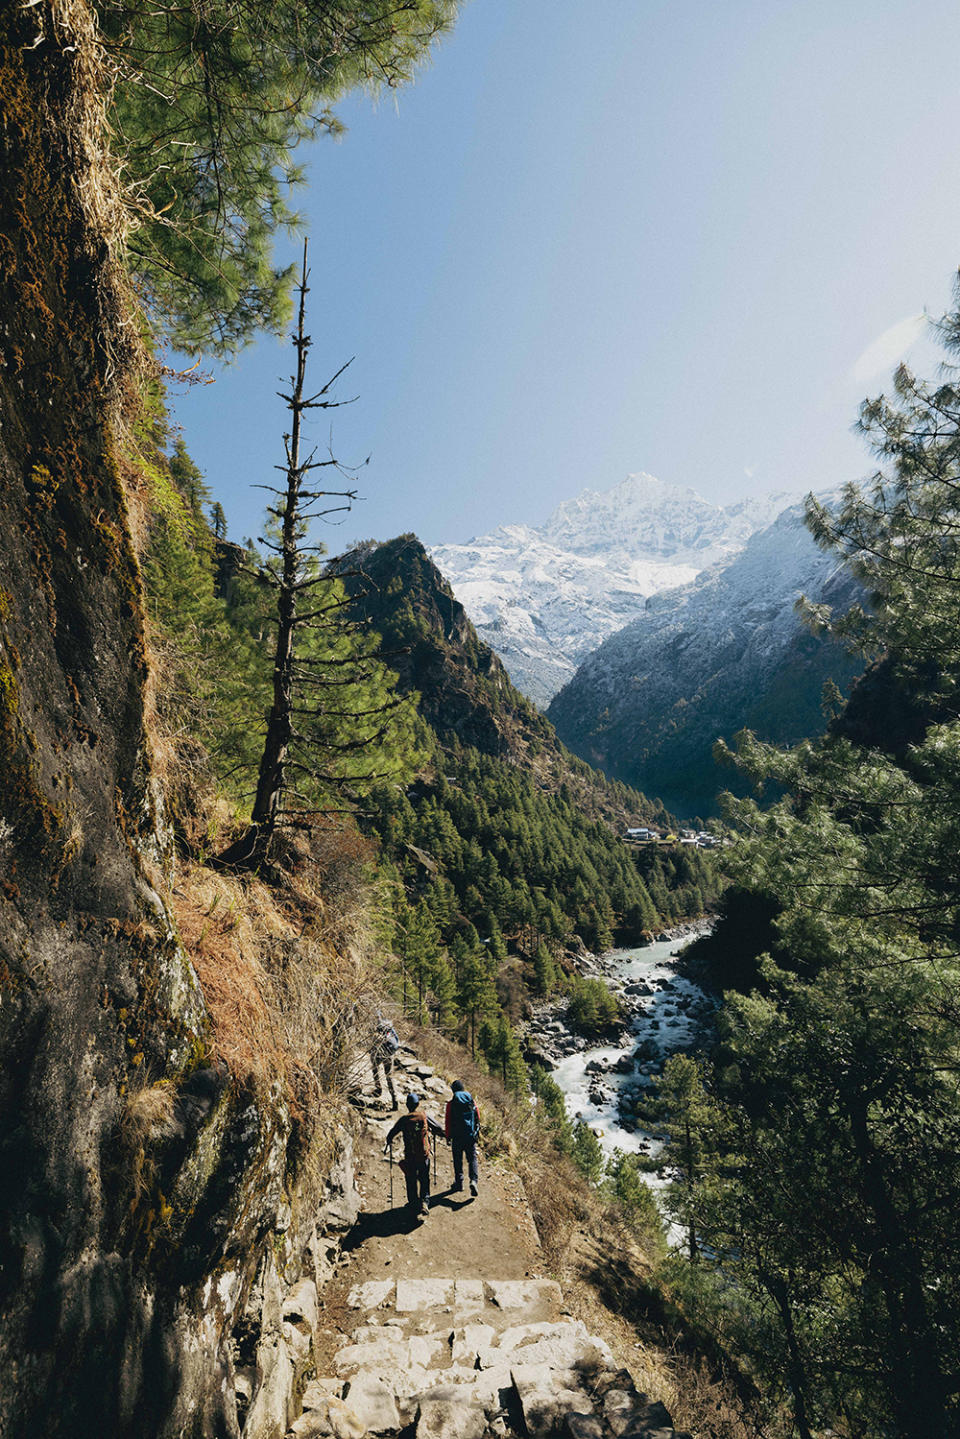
[549,932,712,1164]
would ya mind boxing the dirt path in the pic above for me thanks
[339,1053,545,1285]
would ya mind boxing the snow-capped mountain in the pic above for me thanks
[546,499,864,818]
[430,474,794,705]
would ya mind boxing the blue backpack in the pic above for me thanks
[450,1090,478,1139]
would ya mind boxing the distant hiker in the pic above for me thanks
[385,1093,444,1221]
[370,1016,400,1109]
[445,1080,481,1197]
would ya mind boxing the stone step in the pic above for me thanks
[290,1306,689,1439]
[284,1064,688,1439]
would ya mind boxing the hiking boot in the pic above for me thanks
[391,1098,399,1111]
[419,1204,430,1220]
[451,1180,463,1193]
[469,1180,478,1197]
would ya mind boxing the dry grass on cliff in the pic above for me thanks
[32,0,146,418]
[48,0,127,246]
[167,855,381,1113]
[169,865,289,1090]
[120,1076,177,1203]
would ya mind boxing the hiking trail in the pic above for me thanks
[280,1045,691,1439]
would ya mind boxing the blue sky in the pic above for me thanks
[170,0,960,554]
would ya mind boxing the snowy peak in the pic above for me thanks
[538,472,793,564]
[546,497,865,817]
[430,473,798,705]
[541,472,714,557]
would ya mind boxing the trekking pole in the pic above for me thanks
[389,1142,394,1207]
[432,1133,437,1188]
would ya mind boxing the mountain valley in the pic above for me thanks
[547,500,865,817]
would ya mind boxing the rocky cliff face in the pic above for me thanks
[547,502,865,818]
[430,475,793,704]
[0,10,358,1436]
[339,535,551,761]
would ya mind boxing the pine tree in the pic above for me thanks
[394,898,441,1023]
[529,1066,574,1152]
[99,0,463,352]
[220,244,417,866]
[571,1121,605,1185]
[168,434,211,517]
[479,1014,527,1094]
[638,1054,717,1264]
[532,941,556,996]
[426,952,458,1031]
[606,1150,665,1251]
[210,502,228,540]
[456,951,499,1056]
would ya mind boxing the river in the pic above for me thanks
[546,931,713,1164]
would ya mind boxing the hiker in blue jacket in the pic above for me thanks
[444,1080,480,1197]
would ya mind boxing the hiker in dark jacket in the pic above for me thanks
[385,1093,444,1220]
[370,1016,399,1110]
[444,1080,481,1197]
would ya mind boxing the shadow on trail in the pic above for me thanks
[341,1206,422,1250]
[342,1185,477,1253]
[430,1187,475,1212]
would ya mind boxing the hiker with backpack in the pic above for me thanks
[384,1093,444,1221]
[370,1015,400,1110]
[445,1080,481,1197]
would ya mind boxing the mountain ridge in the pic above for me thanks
[430,473,795,704]
[547,499,865,818]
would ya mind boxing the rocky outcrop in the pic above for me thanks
[336,536,530,760]
[236,1133,362,1439]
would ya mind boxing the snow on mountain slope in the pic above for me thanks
[546,499,865,818]
[430,474,794,705]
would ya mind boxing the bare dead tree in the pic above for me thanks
[218,239,362,868]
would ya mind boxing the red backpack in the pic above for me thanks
[401,1112,430,1165]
